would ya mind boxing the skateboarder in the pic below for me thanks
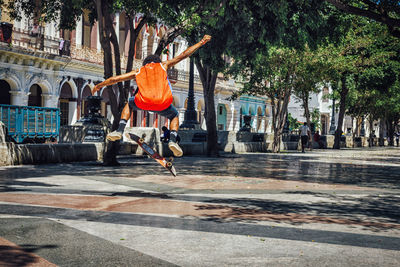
[92,35,211,157]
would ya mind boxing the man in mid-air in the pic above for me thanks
[92,35,211,157]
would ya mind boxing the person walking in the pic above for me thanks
[299,122,311,153]
[92,35,211,157]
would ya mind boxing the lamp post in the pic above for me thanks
[329,99,336,134]
[180,58,199,129]
[360,116,366,136]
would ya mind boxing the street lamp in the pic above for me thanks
[180,58,199,129]
[329,99,336,135]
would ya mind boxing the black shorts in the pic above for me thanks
[128,97,178,120]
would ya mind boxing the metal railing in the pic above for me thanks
[177,70,201,84]
[0,104,60,143]
[10,27,63,56]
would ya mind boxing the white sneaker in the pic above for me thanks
[106,131,122,141]
[168,141,183,157]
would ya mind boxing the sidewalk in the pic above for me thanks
[0,148,399,266]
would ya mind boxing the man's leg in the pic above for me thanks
[301,136,306,152]
[157,105,183,157]
[168,116,183,157]
[106,102,131,141]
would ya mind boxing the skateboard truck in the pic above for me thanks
[125,133,177,176]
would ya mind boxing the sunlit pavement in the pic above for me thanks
[0,147,399,266]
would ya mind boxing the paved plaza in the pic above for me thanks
[0,148,399,266]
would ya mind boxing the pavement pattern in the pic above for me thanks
[0,147,399,266]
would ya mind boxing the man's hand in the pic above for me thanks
[92,84,102,95]
[201,35,211,45]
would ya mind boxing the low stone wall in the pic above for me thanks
[124,128,270,156]
[0,142,103,166]
[0,121,104,166]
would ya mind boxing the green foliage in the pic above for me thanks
[288,113,301,131]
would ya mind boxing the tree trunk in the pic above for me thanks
[95,0,121,165]
[333,76,349,149]
[386,119,395,146]
[124,15,147,95]
[368,115,374,147]
[378,119,385,146]
[302,94,312,150]
[270,90,290,153]
[195,58,219,156]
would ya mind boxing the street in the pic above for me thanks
[0,148,399,266]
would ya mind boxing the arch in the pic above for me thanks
[81,81,94,97]
[28,76,51,96]
[240,104,248,115]
[59,82,73,99]
[60,79,78,99]
[28,84,43,107]
[257,106,263,116]
[264,106,270,117]
[0,80,11,105]
[0,72,20,91]
[248,105,255,116]
[81,85,92,99]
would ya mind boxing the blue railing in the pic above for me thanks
[0,104,60,143]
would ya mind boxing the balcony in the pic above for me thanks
[9,27,65,56]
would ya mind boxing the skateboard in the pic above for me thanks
[125,132,177,176]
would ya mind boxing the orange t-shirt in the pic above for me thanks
[134,62,173,111]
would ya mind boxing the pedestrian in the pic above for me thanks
[92,35,211,157]
[299,122,311,153]
[395,130,400,147]
[313,130,324,149]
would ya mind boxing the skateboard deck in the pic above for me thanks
[125,133,177,176]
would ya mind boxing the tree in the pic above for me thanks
[325,0,400,38]
[231,47,299,152]
[225,0,334,153]
[292,46,328,129]
[322,14,400,148]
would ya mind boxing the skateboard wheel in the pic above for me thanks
[169,157,174,162]
[166,162,172,168]
[138,138,144,143]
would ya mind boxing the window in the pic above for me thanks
[59,100,69,126]
[219,106,223,115]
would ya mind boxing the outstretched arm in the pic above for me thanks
[92,69,140,95]
[162,35,211,69]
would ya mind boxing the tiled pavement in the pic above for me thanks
[0,147,399,266]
